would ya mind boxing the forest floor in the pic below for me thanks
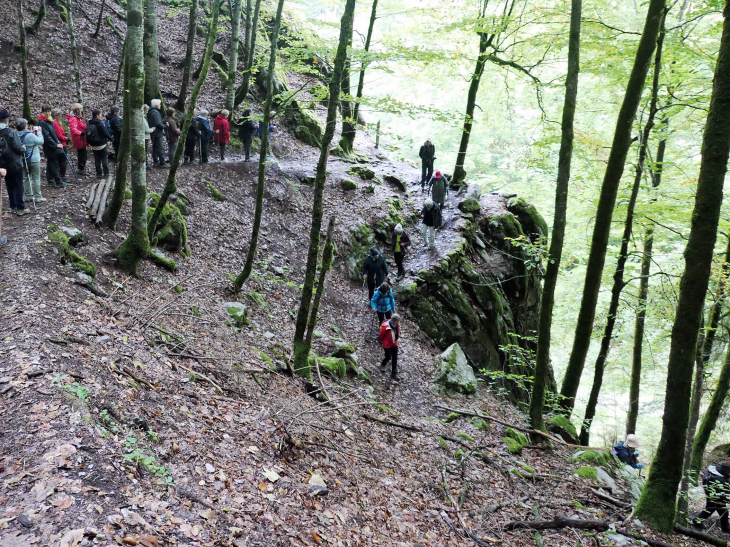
[0,0,721,545]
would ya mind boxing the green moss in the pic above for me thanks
[206,181,226,202]
[574,466,598,480]
[458,198,480,213]
[286,103,324,148]
[571,449,611,466]
[124,189,133,200]
[49,230,70,253]
[505,427,529,447]
[488,213,524,240]
[148,250,178,272]
[520,464,535,474]
[509,467,525,479]
[546,414,579,440]
[443,412,463,424]
[507,197,548,239]
[113,228,151,276]
[292,342,312,379]
[341,178,358,191]
[258,352,273,366]
[471,417,489,431]
[348,165,376,180]
[308,354,347,379]
[503,437,524,454]
[49,229,96,278]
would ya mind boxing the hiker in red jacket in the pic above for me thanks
[66,103,87,176]
[52,109,69,184]
[214,109,231,162]
[378,314,401,382]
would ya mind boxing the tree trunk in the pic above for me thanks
[232,0,285,292]
[304,217,336,347]
[147,0,221,239]
[174,0,198,111]
[113,0,151,276]
[18,0,33,122]
[559,0,667,415]
[337,32,355,156]
[626,134,668,435]
[292,0,356,379]
[634,1,730,532]
[234,0,262,107]
[578,11,666,446]
[66,0,83,103]
[241,0,251,74]
[26,0,46,35]
[225,0,242,112]
[115,36,128,106]
[529,0,582,437]
[93,0,105,38]
[143,0,160,105]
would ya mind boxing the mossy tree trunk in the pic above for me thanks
[93,0,105,38]
[114,36,128,106]
[66,0,83,103]
[174,0,198,111]
[292,0,356,379]
[26,0,46,35]
[529,0,582,438]
[634,1,730,532]
[233,0,285,292]
[113,0,151,276]
[18,0,33,122]
[234,0,262,107]
[559,0,667,415]
[148,0,221,239]
[578,11,666,446]
[337,32,355,155]
[225,0,242,112]
[143,0,160,105]
[304,217,336,349]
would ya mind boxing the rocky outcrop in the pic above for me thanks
[430,343,477,397]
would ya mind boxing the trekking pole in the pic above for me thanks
[62,148,80,184]
[21,156,36,211]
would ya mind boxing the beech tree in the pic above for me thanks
[559,0,667,414]
[634,0,730,531]
[18,0,33,122]
[292,0,357,378]
[26,0,46,35]
[529,0,582,435]
[144,0,161,105]
[174,0,199,111]
[234,0,263,107]
[93,0,106,39]
[225,0,242,111]
[66,0,83,103]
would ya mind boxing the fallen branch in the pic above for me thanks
[120,364,158,392]
[174,362,224,395]
[74,280,109,298]
[616,529,674,547]
[674,525,730,547]
[503,516,609,532]
[590,488,631,509]
[363,413,423,432]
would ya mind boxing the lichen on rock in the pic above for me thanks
[429,343,478,397]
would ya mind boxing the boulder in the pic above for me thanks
[341,178,358,191]
[348,166,376,180]
[595,467,618,493]
[429,343,477,397]
[383,174,407,192]
[458,198,481,214]
[507,197,548,241]
[343,223,377,281]
[332,340,356,358]
[617,465,644,501]
[308,354,347,379]
[546,414,579,444]
[59,225,86,247]
[708,443,730,464]
[286,100,325,148]
[224,302,248,329]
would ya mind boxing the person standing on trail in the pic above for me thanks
[164,108,181,164]
[420,198,441,249]
[17,118,46,204]
[419,139,435,188]
[66,103,87,177]
[86,109,112,179]
[214,109,231,161]
[184,108,201,165]
[236,109,257,161]
[0,110,28,216]
[362,247,389,300]
[0,167,7,243]
[52,109,70,184]
[148,99,166,167]
[39,106,65,188]
[429,170,447,210]
[194,109,215,164]
[612,434,644,470]
[106,105,123,160]
[371,282,396,324]
[378,313,401,382]
[391,223,411,279]
[692,461,730,533]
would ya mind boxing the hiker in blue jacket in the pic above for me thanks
[194,110,215,163]
[371,282,396,324]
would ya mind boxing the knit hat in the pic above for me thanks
[394,223,403,234]
[434,170,442,178]
[625,434,640,449]
[370,247,379,257]
[151,99,162,108]
[0,110,10,120]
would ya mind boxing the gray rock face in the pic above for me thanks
[596,467,618,493]
[429,343,477,397]
[60,225,85,247]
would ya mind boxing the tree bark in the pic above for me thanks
[18,0,33,122]
[143,0,160,105]
[578,11,667,446]
[66,0,83,103]
[233,0,285,292]
[634,1,730,532]
[337,32,355,155]
[292,0,356,379]
[113,0,151,275]
[559,0,667,415]
[234,0,262,107]
[529,0,582,437]
[93,0,105,38]
[114,36,128,106]
[26,0,46,35]
[174,0,198,111]
[225,0,242,111]
[147,0,221,240]
[304,217,336,347]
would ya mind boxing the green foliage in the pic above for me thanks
[574,466,599,480]
[206,181,227,201]
[53,375,90,402]
[571,449,612,466]
[546,414,579,440]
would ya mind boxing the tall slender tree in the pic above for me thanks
[292,0,357,378]
[93,0,106,39]
[18,0,33,122]
[302,217,336,356]
[634,1,730,531]
[174,0,199,111]
[66,0,83,103]
[529,0,582,435]
[225,0,243,111]
[26,0,46,35]
[578,12,667,445]
[234,0,262,107]
[144,0,161,104]
[233,0,286,291]
[113,0,151,276]
[337,33,355,156]
[559,0,667,414]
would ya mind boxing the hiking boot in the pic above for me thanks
[9,207,17,214]
[380,363,387,373]
[15,209,29,216]
[35,197,47,203]
[391,374,400,383]
[61,177,70,184]
[24,196,33,202]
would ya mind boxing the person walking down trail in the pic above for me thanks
[39,106,65,188]
[142,105,154,170]
[214,109,231,161]
[106,105,123,159]
[371,282,396,324]
[236,109,257,161]
[421,199,441,249]
[692,462,730,533]
[194,110,215,164]
[378,314,401,383]
[52,109,70,184]
[0,167,7,243]
[0,110,28,216]
[17,119,46,204]
[362,247,389,300]
[184,109,201,165]
[66,103,87,178]
[86,109,112,179]
[612,434,644,470]
[429,170,448,210]
[164,108,181,164]
[419,139,435,188]
[148,99,166,167]
[391,223,411,279]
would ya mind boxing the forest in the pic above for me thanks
[1,0,730,545]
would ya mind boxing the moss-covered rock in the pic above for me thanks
[286,100,325,148]
[574,466,599,481]
[59,225,86,247]
[505,427,529,447]
[503,437,524,455]
[308,354,347,379]
[429,343,478,397]
[343,223,377,281]
[332,340,356,358]
[348,165,376,180]
[148,249,178,272]
[206,181,226,202]
[458,198,481,214]
[571,449,612,466]
[49,229,96,279]
[383,174,407,192]
[393,282,417,302]
[507,197,548,240]
[341,178,358,191]
[546,414,579,444]
[225,302,248,328]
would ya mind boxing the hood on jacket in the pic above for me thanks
[215,114,228,121]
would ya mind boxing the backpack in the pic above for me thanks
[20,133,34,163]
[86,122,102,146]
[104,118,112,136]
[0,128,15,168]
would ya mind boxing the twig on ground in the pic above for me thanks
[503,516,609,532]
[616,529,674,547]
[173,361,224,394]
[674,524,730,547]
[363,413,423,432]
[590,488,631,509]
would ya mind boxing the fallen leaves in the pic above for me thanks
[59,528,84,547]
[263,468,280,482]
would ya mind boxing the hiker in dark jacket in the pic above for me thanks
[39,105,65,188]
[235,109,257,161]
[612,434,644,469]
[693,462,730,532]
[194,109,215,164]
[419,139,435,187]
[371,282,396,324]
[184,109,202,165]
[391,223,411,279]
[148,99,166,167]
[429,170,448,209]
[87,109,112,178]
[106,105,123,159]
[421,199,441,249]
[0,109,28,215]
[362,247,389,300]
[164,108,181,164]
